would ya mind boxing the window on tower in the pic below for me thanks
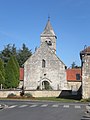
[42,59,46,68]
[48,41,52,46]
[45,40,52,46]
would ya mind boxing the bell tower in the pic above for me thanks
[40,18,57,54]
[80,46,90,99]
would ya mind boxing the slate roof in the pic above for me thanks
[80,46,90,55]
[41,19,56,37]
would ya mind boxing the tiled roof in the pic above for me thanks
[19,68,82,81]
[66,68,81,81]
[19,68,24,81]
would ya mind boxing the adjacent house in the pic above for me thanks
[66,68,81,95]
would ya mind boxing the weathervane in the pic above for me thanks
[48,14,50,21]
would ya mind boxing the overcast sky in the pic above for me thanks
[0,0,90,67]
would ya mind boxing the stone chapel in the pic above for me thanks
[24,19,67,90]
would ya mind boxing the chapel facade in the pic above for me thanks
[24,19,67,90]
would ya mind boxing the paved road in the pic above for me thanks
[0,100,87,120]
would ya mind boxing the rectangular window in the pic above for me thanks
[42,59,45,68]
[76,74,80,80]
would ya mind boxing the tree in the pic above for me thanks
[13,56,20,79]
[71,62,81,68]
[5,55,19,88]
[0,71,5,88]
[17,43,32,67]
[0,58,5,77]
[0,43,32,67]
[0,44,17,66]
[71,62,76,68]
[0,59,5,88]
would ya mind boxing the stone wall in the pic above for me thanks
[67,81,81,91]
[24,43,67,90]
[25,90,61,97]
[82,55,90,99]
[0,90,22,98]
[0,90,61,98]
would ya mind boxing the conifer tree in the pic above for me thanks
[11,56,20,82]
[0,59,5,88]
[0,58,5,77]
[5,55,19,88]
[17,43,32,67]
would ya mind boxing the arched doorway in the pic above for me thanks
[42,81,52,90]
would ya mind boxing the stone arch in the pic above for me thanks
[42,77,52,83]
[41,78,52,90]
[42,81,49,90]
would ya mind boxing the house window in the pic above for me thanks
[76,74,80,80]
[42,59,46,68]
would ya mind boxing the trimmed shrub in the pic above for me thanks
[7,93,16,98]
[24,93,33,98]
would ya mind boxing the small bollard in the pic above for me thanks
[83,105,90,119]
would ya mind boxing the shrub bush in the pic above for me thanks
[7,93,16,98]
[24,93,33,98]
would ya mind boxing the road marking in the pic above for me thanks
[75,105,81,109]
[63,105,69,108]
[81,117,90,120]
[30,105,38,107]
[52,104,59,107]
[41,104,48,107]
[8,105,17,108]
[19,105,28,108]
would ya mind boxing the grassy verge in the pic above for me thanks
[0,97,80,102]
[35,97,80,102]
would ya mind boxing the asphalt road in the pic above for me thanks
[0,100,87,120]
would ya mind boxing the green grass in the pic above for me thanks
[0,97,80,102]
[35,97,80,102]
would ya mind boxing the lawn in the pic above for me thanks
[35,97,80,102]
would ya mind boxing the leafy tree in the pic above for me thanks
[17,43,32,67]
[5,55,19,88]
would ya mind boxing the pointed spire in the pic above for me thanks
[41,17,56,37]
[48,14,50,21]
